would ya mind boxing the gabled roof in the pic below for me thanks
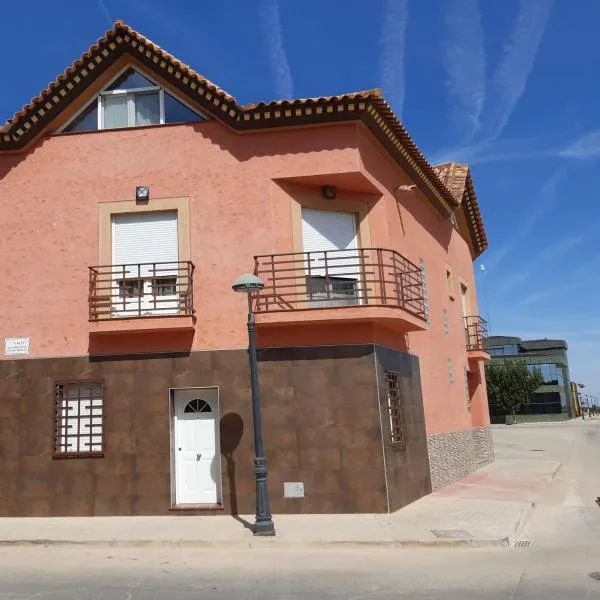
[0,21,487,259]
[433,162,487,257]
[432,163,469,203]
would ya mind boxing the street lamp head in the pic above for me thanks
[232,273,265,293]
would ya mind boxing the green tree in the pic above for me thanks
[485,360,544,423]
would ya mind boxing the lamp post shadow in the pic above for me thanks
[220,412,254,532]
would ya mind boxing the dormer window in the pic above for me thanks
[62,67,205,133]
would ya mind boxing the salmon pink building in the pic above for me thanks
[0,22,492,517]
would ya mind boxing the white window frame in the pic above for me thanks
[59,65,206,133]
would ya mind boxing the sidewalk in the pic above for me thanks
[0,424,568,549]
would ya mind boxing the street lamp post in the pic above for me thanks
[232,273,276,536]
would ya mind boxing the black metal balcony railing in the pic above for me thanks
[465,315,488,351]
[253,248,426,319]
[88,261,195,321]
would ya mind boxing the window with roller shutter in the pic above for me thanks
[111,211,179,316]
[301,208,360,307]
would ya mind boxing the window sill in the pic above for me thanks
[53,452,105,460]
[169,504,224,512]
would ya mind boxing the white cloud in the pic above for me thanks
[495,235,583,299]
[487,0,555,140]
[379,0,409,119]
[98,0,113,25]
[559,130,600,160]
[259,0,294,100]
[484,169,565,271]
[442,0,486,141]
[430,136,558,165]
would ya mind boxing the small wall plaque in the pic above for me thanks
[283,481,304,498]
[4,337,30,355]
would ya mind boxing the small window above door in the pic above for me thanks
[62,67,206,133]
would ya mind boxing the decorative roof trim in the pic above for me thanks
[432,162,488,258]
[1,21,486,256]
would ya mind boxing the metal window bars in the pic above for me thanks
[54,382,104,457]
[384,371,406,449]
[464,315,489,351]
[88,261,195,320]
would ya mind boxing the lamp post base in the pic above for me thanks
[253,519,276,536]
[253,457,275,536]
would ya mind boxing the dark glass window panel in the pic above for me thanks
[118,279,144,298]
[64,101,98,133]
[164,92,203,124]
[106,68,156,91]
[153,277,177,296]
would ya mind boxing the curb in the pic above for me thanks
[0,537,510,549]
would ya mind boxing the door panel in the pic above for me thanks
[174,394,220,505]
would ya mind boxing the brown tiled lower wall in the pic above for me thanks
[426,426,495,491]
[0,345,432,517]
[374,347,432,511]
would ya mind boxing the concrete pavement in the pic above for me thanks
[0,419,586,549]
[1,419,600,598]
[2,543,600,599]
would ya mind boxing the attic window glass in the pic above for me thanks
[63,66,204,133]
[165,92,203,124]
[65,101,98,133]
[106,68,156,91]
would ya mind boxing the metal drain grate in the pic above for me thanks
[589,572,600,582]
[514,539,533,549]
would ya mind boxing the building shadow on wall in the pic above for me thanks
[220,412,254,532]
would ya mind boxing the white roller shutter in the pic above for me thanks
[301,208,358,277]
[112,211,178,276]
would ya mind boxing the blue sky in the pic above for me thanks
[2,0,599,396]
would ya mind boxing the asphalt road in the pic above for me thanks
[1,419,599,599]
[1,545,600,599]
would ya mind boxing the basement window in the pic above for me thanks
[54,382,104,457]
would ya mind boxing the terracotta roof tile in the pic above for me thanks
[432,162,469,204]
[432,162,488,257]
[243,89,383,109]
[3,21,236,128]
[1,21,488,258]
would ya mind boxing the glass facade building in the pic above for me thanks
[484,336,573,421]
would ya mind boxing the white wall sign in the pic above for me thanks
[4,337,30,355]
[283,482,305,499]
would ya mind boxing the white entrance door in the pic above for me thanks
[111,211,179,317]
[174,393,220,505]
[301,208,359,307]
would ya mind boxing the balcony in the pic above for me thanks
[253,248,427,332]
[465,315,490,362]
[88,261,195,334]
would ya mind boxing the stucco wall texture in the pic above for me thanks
[0,115,489,438]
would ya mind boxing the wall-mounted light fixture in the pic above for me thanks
[136,185,150,203]
[321,185,337,200]
[394,184,417,193]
